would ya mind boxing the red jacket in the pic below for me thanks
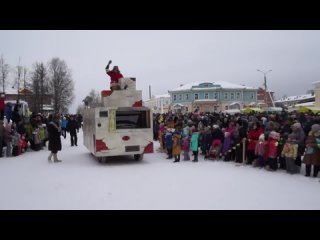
[107,71,123,83]
[265,139,278,159]
[247,128,264,151]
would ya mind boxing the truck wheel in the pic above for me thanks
[134,154,143,161]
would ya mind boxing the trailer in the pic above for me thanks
[82,78,153,162]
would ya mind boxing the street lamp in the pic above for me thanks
[257,69,274,107]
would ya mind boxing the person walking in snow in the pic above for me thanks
[47,114,62,163]
[67,115,79,147]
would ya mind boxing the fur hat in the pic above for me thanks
[269,131,280,140]
[258,134,265,142]
[311,124,320,133]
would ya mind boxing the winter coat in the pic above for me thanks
[222,133,232,155]
[39,125,46,141]
[24,123,33,141]
[11,131,20,147]
[281,142,298,159]
[247,128,264,151]
[47,121,62,153]
[61,118,68,129]
[67,119,79,135]
[303,135,320,166]
[255,141,266,157]
[265,139,278,159]
[211,128,224,143]
[172,132,182,156]
[190,132,199,152]
[4,105,12,122]
[182,135,191,152]
[165,132,173,149]
[11,109,21,124]
[4,123,12,142]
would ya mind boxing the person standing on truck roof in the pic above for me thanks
[105,60,123,91]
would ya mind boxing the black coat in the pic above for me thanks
[47,121,62,153]
[67,119,79,135]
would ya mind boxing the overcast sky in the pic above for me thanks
[0,30,319,113]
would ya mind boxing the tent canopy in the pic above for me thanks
[298,106,320,113]
[242,107,263,113]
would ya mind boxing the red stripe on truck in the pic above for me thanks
[144,142,153,153]
[132,100,142,107]
[96,139,109,152]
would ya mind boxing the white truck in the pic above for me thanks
[82,78,153,162]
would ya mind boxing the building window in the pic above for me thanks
[194,93,199,100]
[236,92,240,100]
[185,94,189,100]
[230,93,234,100]
[214,106,218,111]
[224,93,228,100]
[251,93,255,99]
[205,93,209,99]
[214,92,218,99]
[179,94,182,101]
[173,95,176,101]
[185,107,188,112]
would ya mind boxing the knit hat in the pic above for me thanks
[292,122,301,129]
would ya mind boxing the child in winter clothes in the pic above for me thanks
[4,121,12,157]
[281,134,298,174]
[265,131,280,171]
[190,127,200,162]
[172,130,182,163]
[32,127,42,151]
[11,126,21,156]
[247,122,264,165]
[303,124,320,177]
[165,128,173,159]
[208,139,222,160]
[254,134,266,168]
[157,123,166,153]
[182,133,191,160]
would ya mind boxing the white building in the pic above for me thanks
[274,93,315,109]
[144,94,171,114]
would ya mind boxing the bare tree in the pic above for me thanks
[48,58,74,115]
[31,62,49,114]
[82,89,101,108]
[0,55,10,94]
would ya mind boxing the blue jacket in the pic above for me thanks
[165,132,173,149]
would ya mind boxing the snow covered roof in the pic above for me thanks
[154,94,170,98]
[169,81,257,92]
[275,94,315,103]
[294,102,315,107]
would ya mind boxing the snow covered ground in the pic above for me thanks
[0,130,320,210]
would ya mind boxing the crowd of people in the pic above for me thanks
[0,105,83,163]
[153,109,320,178]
